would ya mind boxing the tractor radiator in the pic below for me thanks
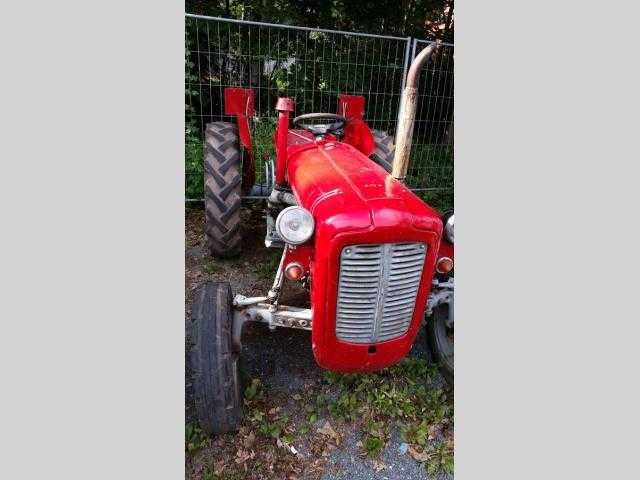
[335,242,427,343]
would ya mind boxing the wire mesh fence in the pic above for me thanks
[185,14,453,201]
[405,39,454,193]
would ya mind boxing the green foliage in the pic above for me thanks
[244,378,265,402]
[185,124,204,200]
[363,435,385,457]
[418,189,454,213]
[406,144,454,195]
[203,466,247,480]
[426,440,454,476]
[401,420,430,446]
[321,357,447,423]
[362,420,388,457]
[186,1,454,43]
[203,260,221,274]
[327,390,360,423]
[255,253,281,280]
[317,357,453,472]
[185,423,208,453]
[258,415,291,441]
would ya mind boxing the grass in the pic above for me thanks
[406,144,454,190]
[185,125,204,200]
[203,260,222,275]
[426,440,455,476]
[303,356,453,473]
[254,253,281,280]
[185,423,209,453]
[203,467,247,480]
[189,357,453,479]
[418,189,454,213]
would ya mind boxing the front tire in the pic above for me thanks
[204,122,242,258]
[426,304,454,384]
[190,282,242,435]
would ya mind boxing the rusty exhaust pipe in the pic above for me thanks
[392,42,440,181]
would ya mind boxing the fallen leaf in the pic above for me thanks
[243,431,256,449]
[408,445,430,463]
[317,421,341,445]
[372,460,386,472]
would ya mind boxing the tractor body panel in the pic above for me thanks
[286,139,443,372]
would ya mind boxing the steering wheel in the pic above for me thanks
[292,113,347,137]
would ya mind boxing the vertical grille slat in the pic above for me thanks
[335,242,427,344]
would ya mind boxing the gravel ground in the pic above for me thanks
[185,203,453,480]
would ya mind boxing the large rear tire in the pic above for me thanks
[190,282,242,435]
[204,122,242,258]
[370,130,395,173]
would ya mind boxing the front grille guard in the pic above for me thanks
[336,242,427,343]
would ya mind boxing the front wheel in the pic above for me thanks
[426,303,454,384]
[190,281,242,435]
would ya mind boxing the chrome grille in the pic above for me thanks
[336,242,427,343]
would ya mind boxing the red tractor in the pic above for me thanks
[191,45,454,435]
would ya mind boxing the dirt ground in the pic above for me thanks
[185,203,454,480]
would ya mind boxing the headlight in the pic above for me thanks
[444,213,454,243]
[275,206,315,245]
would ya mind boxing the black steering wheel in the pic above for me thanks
[292,113,347,137]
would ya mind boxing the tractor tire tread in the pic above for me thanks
[190,282,242,436]
[370,129,395,174]
[204,122,242,258]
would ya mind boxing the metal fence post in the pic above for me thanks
[400,37,412,94]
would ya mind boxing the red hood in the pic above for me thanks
[287,139,443,240]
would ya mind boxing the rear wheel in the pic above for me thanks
[370,130,395,173]
[426,304,454,384]
[190,281,242,435]
[204,122,242,258]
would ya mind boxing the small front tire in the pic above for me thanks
[426,304,454,384]
[190,281,242,435]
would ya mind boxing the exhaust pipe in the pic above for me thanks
[392,42,440,181]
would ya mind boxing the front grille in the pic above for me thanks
[335,242,427,343]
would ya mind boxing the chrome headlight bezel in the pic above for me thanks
[275,206,315,245]
[444,213,454,243]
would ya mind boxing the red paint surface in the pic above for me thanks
[336,94,375,156]
[224,88,256,192]
[274,97,295,186]
[283,244,314,279]
[337,95,365,119]
[286,138,443,372]
[342,119,375,157]
[437,239,454,263]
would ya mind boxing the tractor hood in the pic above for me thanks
[287,138,444,372]
[287,139,443,240]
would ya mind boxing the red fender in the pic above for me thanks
[224,88,255,194]
[337,95,375,157]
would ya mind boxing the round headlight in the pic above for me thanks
[275,206,315,245]
[444,213,454,243]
